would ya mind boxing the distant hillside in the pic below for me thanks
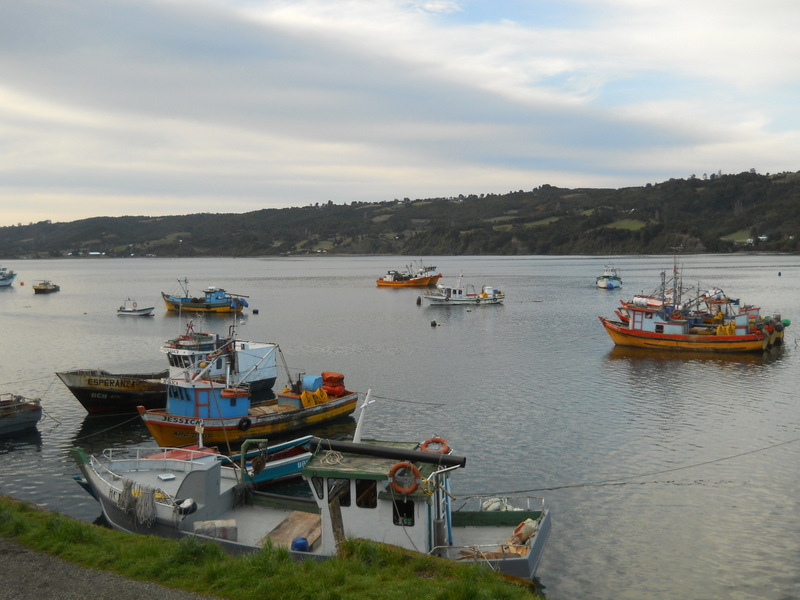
[2,171,800,258]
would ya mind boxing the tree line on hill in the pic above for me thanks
[2,170,799,258]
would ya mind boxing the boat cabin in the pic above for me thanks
[626,302,761,336]
[301,440,463,556]
[163,335,278,392]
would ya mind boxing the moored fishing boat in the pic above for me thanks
[598,314,771,353]
[423,275,504,305]
[161,322,278,397]
[32,280,59,294]
[0,266,17,288]
[376,261,442,287]
[117,299,155,317]
[161,278,249,313]
[596,265,622,289]
[74,435,313,500]
[0,394,43,435]
[600,259,789,353]
[56,369,169,414]
[57,322,279,414]
[72,433,550,582]
[138,370,359,447]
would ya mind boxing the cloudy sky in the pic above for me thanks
[2,0,798,226]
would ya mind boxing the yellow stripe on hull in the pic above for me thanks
[376,276,442,288]
[141,397,358,447]
[600,317,767,353]
[162,299,243,313]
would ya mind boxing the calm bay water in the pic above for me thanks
[1,254,799,600]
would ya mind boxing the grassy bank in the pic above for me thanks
[0,496,542,599]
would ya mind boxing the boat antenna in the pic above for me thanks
[275,345,297,390]
[178,277,190,296]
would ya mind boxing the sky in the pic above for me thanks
[2,0,799,227]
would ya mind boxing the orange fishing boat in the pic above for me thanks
[376,261,441,287]
[600,258,788,353]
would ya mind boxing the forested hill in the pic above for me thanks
[3,171,800,258]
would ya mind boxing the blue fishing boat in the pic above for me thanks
[161,278,249,313]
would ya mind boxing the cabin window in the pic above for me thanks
[328,478,351,507]
[311,477,324,500]
[215,357,223,369]
[655,324,664,334]
[392,500,415,526]
[355,479,377,508]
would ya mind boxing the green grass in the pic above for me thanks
[0,496,541,600]
[605,219,647,231]
[720,229,750,242]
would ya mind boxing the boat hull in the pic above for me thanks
[138,391,360,447]
[162,293,244,313]
[56,369,169,414]
[118,307,155,317]
[424,293,504,305]
[596,277,622,289]
[0,396,42,435]
[376,275,442,287]
[161,292,244,313]
[599,316,768,353]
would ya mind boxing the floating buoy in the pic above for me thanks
[430,320,437,327]
[416,296,421,306]
[252,309,259,315]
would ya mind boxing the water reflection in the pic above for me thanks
[72,414,153,454]
[604,344,784,367]
[0,429,43,454]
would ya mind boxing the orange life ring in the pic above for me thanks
[388,461,421,495]
[420,437,451,454]
[670,310,683,320]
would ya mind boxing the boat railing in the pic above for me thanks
[455,494,546,514]
[97,447,221,473]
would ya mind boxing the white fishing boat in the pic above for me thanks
[117,299,155,317]
[0,394,43,436]
[596,265,622,289]
[423,275,504,306]
[73,429,550,582]
[57,322,278,414]
[0,266,17,288]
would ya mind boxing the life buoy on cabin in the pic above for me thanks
[238,417,252,431]
[670,310,683,320]
[419,437,451,454]
[388,461,421,495]
[132,301,137,308]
